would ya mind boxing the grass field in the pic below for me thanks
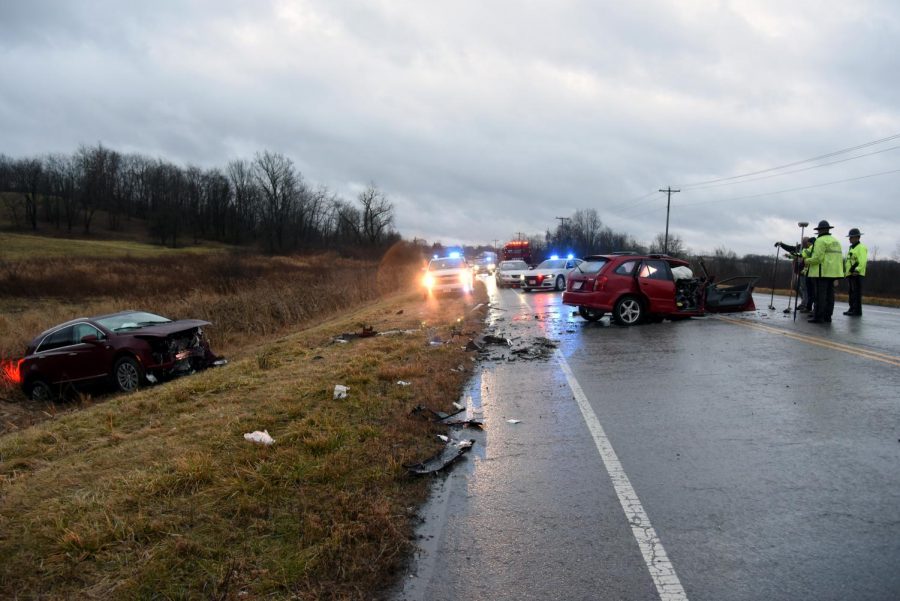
[0,233,488,598]
[0,286,488,599]
[0,231,228,260]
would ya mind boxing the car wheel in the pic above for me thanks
[555,275,565,291]
[113,356,143,393]
[26,378,54,402]
[578,306,605,322]
[613,296,643,326]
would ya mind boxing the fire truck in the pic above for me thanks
[501,240,532,265]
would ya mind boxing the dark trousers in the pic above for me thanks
[813,278,835,320]
[847,275,863,314]
[805,275,815,310]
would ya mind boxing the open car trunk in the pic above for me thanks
[704,276,758,312]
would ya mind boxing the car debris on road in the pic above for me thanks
[405,437,476,475]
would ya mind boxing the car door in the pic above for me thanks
[67,323,114,381]
[704,276,759,312]
[637,259,677,313]
[32,325,77,384]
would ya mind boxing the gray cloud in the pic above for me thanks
[2,0,899,256]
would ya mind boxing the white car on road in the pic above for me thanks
[423,256,474,298]
[494,260,530,288]
[521,257,583,292]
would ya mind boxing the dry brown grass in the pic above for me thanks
[0,243,489,599]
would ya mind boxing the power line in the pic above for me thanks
[680,144,900,192]
[676,131,900,189]
[627,167,900,217]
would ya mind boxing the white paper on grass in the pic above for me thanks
[334,385,349,399]
[244,430,275,445]
[396,380,411,386]
[507,419,521,424]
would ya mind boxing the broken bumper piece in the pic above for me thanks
[406,438,475,475]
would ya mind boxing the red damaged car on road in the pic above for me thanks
[562,254,757,325]
[18,310,226,401]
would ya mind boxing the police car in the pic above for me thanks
[521,256,584,292]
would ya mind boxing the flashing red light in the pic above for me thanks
[536,275,545,283]
[593,276,608,292]
[1,358,24,385]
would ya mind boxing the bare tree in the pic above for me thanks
[357,184,394,246]
[649,232,686,257]
[253,151,299,253]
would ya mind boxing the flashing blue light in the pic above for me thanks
[433,254,439,259]
[550,254,559,260]
[449,251,461,258]
[567,253,574,260]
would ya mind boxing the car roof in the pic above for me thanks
[582,254,690,267]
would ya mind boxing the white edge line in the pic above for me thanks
[556,349,689,601]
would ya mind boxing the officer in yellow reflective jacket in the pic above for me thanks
[800,237,815,312]
[843,228,868,316]
[804,220,843,323]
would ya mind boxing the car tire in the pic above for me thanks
[113,356,143,393]
[578,306,605,322]
[613,296,643,326]
[555,275,565,291]
[26,378,54,402]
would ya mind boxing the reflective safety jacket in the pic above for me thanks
[800,246,813,276]
[806,233,844,278]
[845,242,868,277]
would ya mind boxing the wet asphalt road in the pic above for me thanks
[392,279,900,601]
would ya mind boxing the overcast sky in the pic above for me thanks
[2,1,899,256]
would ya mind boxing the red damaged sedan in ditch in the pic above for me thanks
[563,254,757,325]
[18,310,226,401]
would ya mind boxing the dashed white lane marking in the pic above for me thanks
[557,350,689,601]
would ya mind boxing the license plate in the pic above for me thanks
[527,278,537,285]
[573,281,583,290]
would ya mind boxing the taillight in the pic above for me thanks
[593,276,608,291]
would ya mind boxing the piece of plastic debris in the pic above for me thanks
[406,438,476,475]
[145,373,158,384]
[212,359,228,366]
[452,401,465,411]
[507,419,521,424]
[397,380,411,386]
[437,434,449,442]
[333,385,349,399]
[244,430,275,445]
[409,405,483,429]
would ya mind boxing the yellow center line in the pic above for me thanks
[716,315,900,368]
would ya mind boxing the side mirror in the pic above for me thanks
[81,334,100,344]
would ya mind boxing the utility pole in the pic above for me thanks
[555,216,569,227]
[658,187,680,254]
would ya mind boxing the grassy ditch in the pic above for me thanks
[0,284,488,599]
[0,240,426,432]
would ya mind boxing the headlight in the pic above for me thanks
[423,274,434,288]
[458,271,470,284]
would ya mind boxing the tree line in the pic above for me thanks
[0,145,398,254]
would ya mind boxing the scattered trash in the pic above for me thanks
[437,434,449,442]
[332,326,377,343]
[507,419,521,424]
[465,334,511,352]
[409,404,483,428]
[212,359,228,367]
[452,401,465,411]
[145,373,158,384]
[397,380,411,386]
[396,309,404,315]
[406,438,475,475]
[243,430,275,445]
[378,328,420,336]
[333,385,349,399]
[450,364,466,372]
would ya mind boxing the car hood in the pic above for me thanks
[429,268,469,276]
[499,269,527,276]
[128,319,212,337]
[525,268,568,276]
